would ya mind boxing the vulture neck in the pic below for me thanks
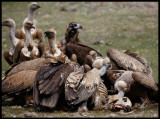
[25,29,33,46]
[28,9,34,21]
[70,31,80,44]
[66,30,80,44]
[9,26,18,47]
[48,37,56,51]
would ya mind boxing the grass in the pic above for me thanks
[1,2,158,118]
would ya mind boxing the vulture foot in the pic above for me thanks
[140,97,151,109]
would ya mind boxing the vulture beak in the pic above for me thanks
[118,90,125,97]
[36,5,41,8]
[74,24,83,29]
[28,23,35,29]
[31,26,35,29]
[2,21,7,26]
[32,4,41,9]
[100,64,108,76]
[44,31,53,37]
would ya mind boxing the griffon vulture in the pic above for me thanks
[2,70,37,105]
[15,2,44,44]
[65,63,108,112]
[103,48,158,108]
[62,22,102,66]
[43,29,65,63]
[2,56,59,106]
[14,20,44,63]
[2,18,24,65]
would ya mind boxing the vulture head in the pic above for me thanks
[69,22,83,31]
[88,51,111,72]
[29,2,41,11]
[24,20,35,30]
[2,18,16,28]
[89,50,98,60]
[65,22,83,43]
[44,29,56,39]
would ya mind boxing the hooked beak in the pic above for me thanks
[74,24,83,29]
[2,21,7,26]
[31,26,35,29]
[28,23,35,29]
[100,64,108,76]
[44,31,53,37]
[32,4,41,9]
[36,5,41,9]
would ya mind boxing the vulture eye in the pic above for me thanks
[27,23,32,26]
[70,24,77,29]
[5,21,9,23]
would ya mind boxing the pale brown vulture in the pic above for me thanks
[15,2,44,44]
[2,18,24,65]
[103,48,158,108]
[65,63,108,112]
[14,20,44,63]
[62,22,102,66]
[43,29,65,63]
[2,57,57,105]
[2,70,37,105]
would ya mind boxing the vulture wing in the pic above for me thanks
[107,48,147,72]
[3,51,13,65]
[132,71,158,92]
[65,68,101,105]
[65,43,102,65]
[2,70,37,99]
[5,58,54,77]
[33,63,73,108]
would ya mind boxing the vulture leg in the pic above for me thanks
[140,95,151,109]
[25,90,34,106]
[3,51,13,65]
[77,100,88,112]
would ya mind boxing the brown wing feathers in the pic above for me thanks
[33,63,73,108]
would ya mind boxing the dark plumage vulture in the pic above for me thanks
[2,70,37,105]
[2,18,25,65]
[62,22,102,66]
[65,63,108,112]
[33,61,81,110]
